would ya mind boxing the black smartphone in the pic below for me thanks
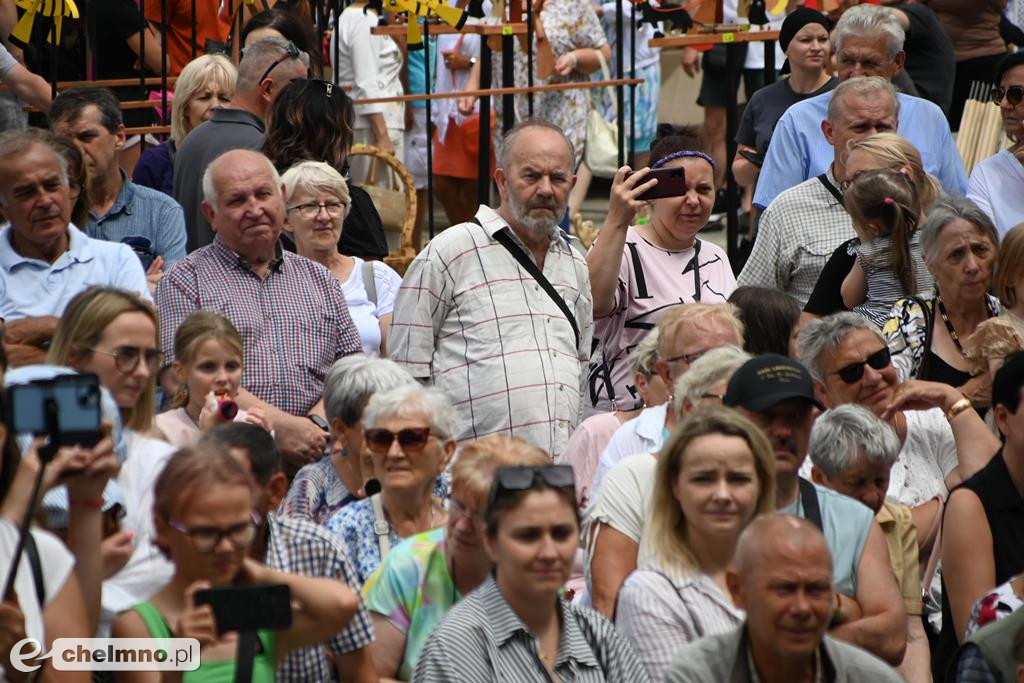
[739,148,765,168]
[195,584,293,634]
[6,374,103,453]
[627,166,688,201]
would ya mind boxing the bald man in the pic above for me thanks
[156,149,361,471]
[665,515,904,683]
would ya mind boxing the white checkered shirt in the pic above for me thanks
[737,167,855,307]
[388,205,593,458]
[265,513,374,681]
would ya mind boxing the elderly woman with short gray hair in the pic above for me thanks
[282,355,418,524]
[807,403,932,683]
[883,195,1001,404]
[325,384,456,584]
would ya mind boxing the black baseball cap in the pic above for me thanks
[723,354,824,413]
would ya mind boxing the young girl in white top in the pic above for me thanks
[841,168,934,326]
[155,311,268,447]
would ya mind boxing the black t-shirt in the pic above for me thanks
[89,0,156,128]
[735,76,838,154]
[895,3,956,116]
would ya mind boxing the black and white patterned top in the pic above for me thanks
[412,576,651,683]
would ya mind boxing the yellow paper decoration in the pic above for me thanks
[12,0,79,46]
[383,0,469,49]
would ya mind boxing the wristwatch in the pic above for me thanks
[308,414,329,431]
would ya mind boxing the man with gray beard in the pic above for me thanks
[389,119,593,457]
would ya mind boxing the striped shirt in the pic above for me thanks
[615,566,744,682]
[281,456,357,525]
[389,205,593,458]
[412,576,651,683]
[264,513,375,681]
[737,167,855,307]
[156,236,362,415]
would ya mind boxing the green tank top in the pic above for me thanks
[132,601,277,682]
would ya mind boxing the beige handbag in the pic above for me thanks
[363,155,406,234]
[586,49,620,179]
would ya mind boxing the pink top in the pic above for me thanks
[588,227,736,414]
[154,406,254,448]
[559,411,626,508]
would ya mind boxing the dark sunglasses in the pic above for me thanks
[364,427,434,453]
[831,347,891,385]
[259,41,302,84]
[487,465,576,509]
[991,85,1024,106]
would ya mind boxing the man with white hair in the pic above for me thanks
[174,37,310,251]
[752,4,966,210]
[389,119,592,459]
[156,148,361,471]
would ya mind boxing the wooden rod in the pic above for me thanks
[356,77,643,104]
[371,22,527,35]
[649,29,780,49]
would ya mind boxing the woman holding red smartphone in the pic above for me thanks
[585,129,738,414]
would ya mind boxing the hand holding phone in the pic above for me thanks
[604,166,659,231]
[194,583,293,635]
[626,166,689,201]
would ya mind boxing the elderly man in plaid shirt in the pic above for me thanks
[389,120,593,458]
[203,423,377,682]
[157,149,362,471]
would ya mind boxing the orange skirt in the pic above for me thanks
[433,113,496,179]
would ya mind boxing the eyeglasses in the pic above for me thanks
[287,200,347,219]
[991,85,1024,106]
[168,511,261,553]
[449,498,485,526]
[663,348,709,366]
[88,346,165,375]
[259,41,302,85]
[364,427,434,454]
[831,347,891,385]
[486,465,576,509]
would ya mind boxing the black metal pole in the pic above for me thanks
[424,19,435,238]
[725,42,741,270]
[763,38,775,85]
[629,3,636,166]
[478,37,492,206]
[502,32,514,133]
[139,0,146,148]
[614,0,624,167]
[191,0,197,59]
[526,0,534,116]
[161,0,169,141]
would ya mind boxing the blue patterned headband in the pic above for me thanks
[651,150,717,171]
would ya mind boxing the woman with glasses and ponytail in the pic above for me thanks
[112,447,360,682]
[968,52,1024,239]
[325,385,455,585]
[413,464,650,683]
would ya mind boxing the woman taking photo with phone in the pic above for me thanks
[413,465,650,683]
[586,130,736,414]
[111,447,360,682]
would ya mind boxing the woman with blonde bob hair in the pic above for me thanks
[363,435,551,680]
[133,54,237,196]
[48,286,161,433]
[282,160,402,355]
[614,406,776,681]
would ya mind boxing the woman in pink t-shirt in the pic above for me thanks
[586,131,737,414]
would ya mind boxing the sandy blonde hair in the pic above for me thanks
[171,54,237,143]
[451,435,551,511]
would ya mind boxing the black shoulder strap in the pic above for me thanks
[473,218,581,349]
[23,532,45,607]
[817,173,844,206]
[798,477,823,532]
[910,295,934,379]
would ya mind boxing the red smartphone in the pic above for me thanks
[627,166,688,201]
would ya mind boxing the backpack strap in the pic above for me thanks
[798,477,823,532]
[817,173,844,206]
[362,260,378,307]
[370,494,392,560]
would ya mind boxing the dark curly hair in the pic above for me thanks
[649,123,706,167]
[261,78,355,174]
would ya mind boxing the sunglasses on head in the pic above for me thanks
[991,85,1024,106]
[258,41,302,84]
[364,427,434,454]
[832,347,891,385]
[486,465,575,509]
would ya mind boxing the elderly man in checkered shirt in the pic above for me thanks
[157,149,362,472]
[738,77,899,307]
[202,423,377,682]
[389,119,593,458]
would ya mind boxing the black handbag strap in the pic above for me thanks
[817,173,844,206]
[910,295,934,379]
[473,218,581,349]
[798,477,823,532]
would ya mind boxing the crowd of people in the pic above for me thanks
[2,0,1024,682]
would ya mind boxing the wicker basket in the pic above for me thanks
[349,144,418,275]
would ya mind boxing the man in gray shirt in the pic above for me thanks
[173,37,308,251]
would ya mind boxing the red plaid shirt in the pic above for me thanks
[156,237,361,415]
